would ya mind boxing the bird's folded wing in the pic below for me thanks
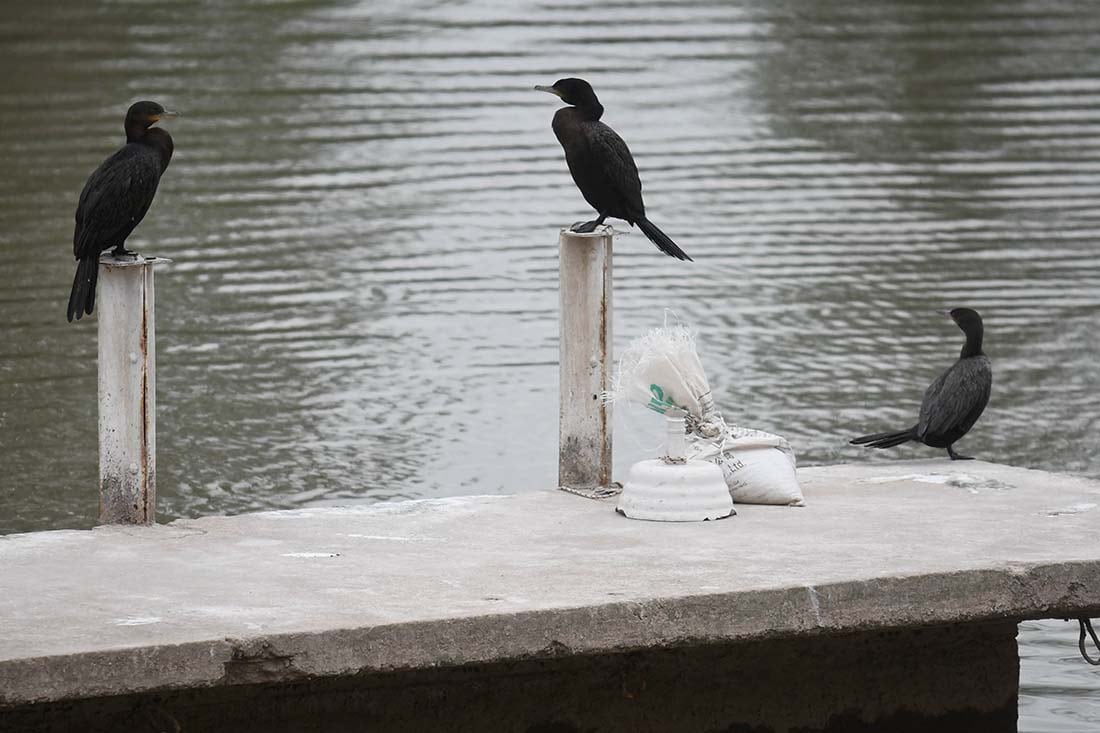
[588,122,645,209]
[917,359,991,438]
[74,151,159,258]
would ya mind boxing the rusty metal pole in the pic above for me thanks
[97,254,166,524]
[558,226,613,491]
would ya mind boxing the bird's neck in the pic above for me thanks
[960,331,983,359]
[572,101,604,121]
[131,128,174,171]
[125,121,148,143]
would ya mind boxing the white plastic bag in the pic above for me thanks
[611,325,711,419]
[609,322,805,506]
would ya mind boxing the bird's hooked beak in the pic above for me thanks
[937,309,955,321]
[150,110,179,126]
[534,85,563,98]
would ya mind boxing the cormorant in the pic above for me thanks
[850,308,992,460]
[67,101,175,322]
[535,78,692,261]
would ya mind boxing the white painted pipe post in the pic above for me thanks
[558,226,613,490]
[664,412,687,463]
[97,254,166,525]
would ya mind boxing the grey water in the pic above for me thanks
[0,0,1097,727]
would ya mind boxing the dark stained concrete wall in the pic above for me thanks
[2,621,1018,733]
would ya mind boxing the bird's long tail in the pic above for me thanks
[67,256,98,322]
[849,426,917,449]
[637,218,693,261]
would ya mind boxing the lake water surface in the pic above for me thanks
[1,0,1098,728]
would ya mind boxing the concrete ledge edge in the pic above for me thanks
[3,559,1099,709]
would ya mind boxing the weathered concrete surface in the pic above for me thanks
[1,459,1098,711]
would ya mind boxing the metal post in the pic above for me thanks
[97,254,165,524]
[558,226,613,491]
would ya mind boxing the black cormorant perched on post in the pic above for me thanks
[535,78,692,261]
[850,308,991,460]
[67,101,175,322]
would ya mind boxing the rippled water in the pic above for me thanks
[1,0,1098,726]
[1021,620,1100,731]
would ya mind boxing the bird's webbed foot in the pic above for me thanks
[111,245,138,259]
[570,214,608,234]
[947,446,974,461]
[570,219,601,233]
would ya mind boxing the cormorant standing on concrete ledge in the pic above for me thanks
[850,308,991,460]
[534,78,692,262]
[67,101,175,322]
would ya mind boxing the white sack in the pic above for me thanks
[687,424,804,506]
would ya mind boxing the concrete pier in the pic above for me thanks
[2,460,1099,731]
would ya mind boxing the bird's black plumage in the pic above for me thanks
[67,101,175,322]
[850,308,992,460]
[535,78,692,261]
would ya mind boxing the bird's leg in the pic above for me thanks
[947,445,974,461]
[111,244,138,259]
[570,213,607,233]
